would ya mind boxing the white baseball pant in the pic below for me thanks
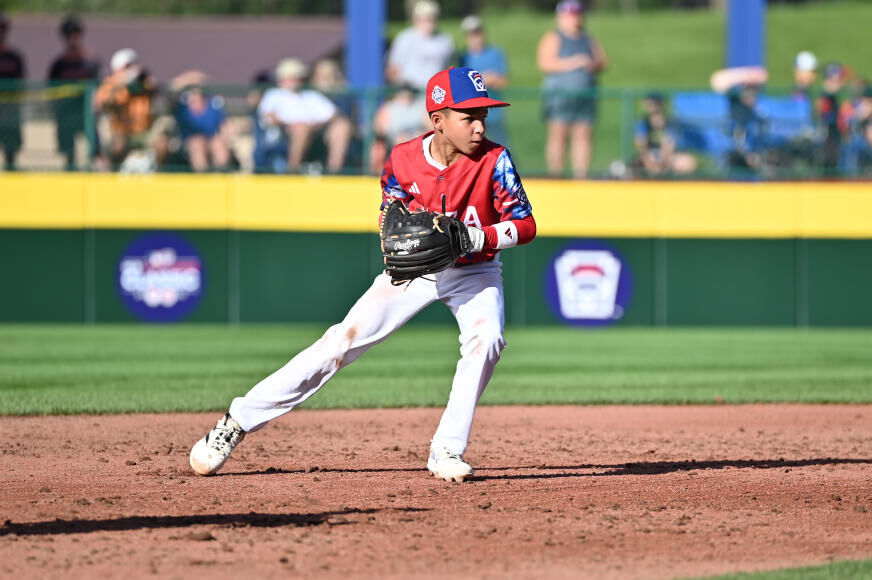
[229,260,505,455]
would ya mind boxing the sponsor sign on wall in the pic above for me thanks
[544,241,633,326]
[117,233,205,322]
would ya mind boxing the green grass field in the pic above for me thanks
[693,559,872,580]
[3,324,872,415]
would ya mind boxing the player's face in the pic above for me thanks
[439,107,488,155]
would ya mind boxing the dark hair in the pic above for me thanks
[60,15,83,36]
[251,70,274,85]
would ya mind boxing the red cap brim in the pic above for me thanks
[428,96,511,113]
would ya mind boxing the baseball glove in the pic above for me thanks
[380,199,472,285]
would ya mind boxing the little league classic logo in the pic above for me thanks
[117,233,205,322]
[544,242,633,326]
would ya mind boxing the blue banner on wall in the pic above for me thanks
[544,241,633,326]
[117,232,205,322]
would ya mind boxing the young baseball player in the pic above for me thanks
[190,67,536,482]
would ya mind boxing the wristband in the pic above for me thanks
[494,221,519,249]
[466,225,486,253]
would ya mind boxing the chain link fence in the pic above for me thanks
[0,79,870,180]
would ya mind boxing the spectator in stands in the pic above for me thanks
[250,70,289,174]
[537,0,607,179]
[0,13,25,171]
[837,77,867,138]
[630,92,697,178]
[793,51,817,99]
[311,59,355,120]
[459,14,509,146]
[170,70,232,172]
[94,48,157,169]
[368,84,429,174]
[48,15,100,170]
[781,51,819,169]
[841,84,872,176]
[257,58,352,174]
[710,66,768,175]
[818,62,847,173]
[386,1,453,90]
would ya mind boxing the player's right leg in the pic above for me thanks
[189,273,436,475]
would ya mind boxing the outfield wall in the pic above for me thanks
[2,174,871,326]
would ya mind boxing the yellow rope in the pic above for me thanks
[0,84,89,104]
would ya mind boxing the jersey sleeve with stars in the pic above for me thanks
[491,148,532,220]
[480,147,536,251]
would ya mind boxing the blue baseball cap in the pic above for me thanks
[556,0,583,13]
[425,67,510,113]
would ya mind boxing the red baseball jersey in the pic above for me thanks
[380,132,536,264]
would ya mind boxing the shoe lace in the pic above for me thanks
[435,447,464,463]
[209,416,243,451]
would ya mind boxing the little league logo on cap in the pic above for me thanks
[426,67,510,113]
[431,85,446,105]
[468,69,486,92]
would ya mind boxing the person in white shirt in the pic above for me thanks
[257,58,352,173]
[386,1,454,89]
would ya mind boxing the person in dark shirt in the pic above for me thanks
[841,84,872,177]
[818,62,846,174]
[48,15,100,170]
[631,92,697,177]
[0,13,25,170]
[711,66,769,176]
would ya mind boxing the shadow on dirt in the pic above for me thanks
[0,507,430,537]
[472,457,872,481]
[222,466,426,476]
[228,457,872,480]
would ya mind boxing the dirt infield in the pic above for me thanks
[2,405,871,579]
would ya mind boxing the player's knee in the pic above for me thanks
[464,324,505,359]
[318,324,358,363]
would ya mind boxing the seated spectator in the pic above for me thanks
[250,70,288,174]
[459,15,509,146]
[837,77,867,136]
[94,48,157,169]
[311,58,355,120]
[841,84,872,176]
[386,1,453,89]
[48,15,100,170]
[818,62,848,173]
[170,70,232,172]
[311,58,361,170]
[711,66,768,175]
[0,13,25,171]
[630,92,697,178]
[368,84,429,174]
[781,51,819,168]
[257,58,352,174]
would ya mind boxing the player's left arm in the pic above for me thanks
[471,148,536,252]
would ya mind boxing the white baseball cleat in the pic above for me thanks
[427,447,474,483]
[189,413,246,476]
